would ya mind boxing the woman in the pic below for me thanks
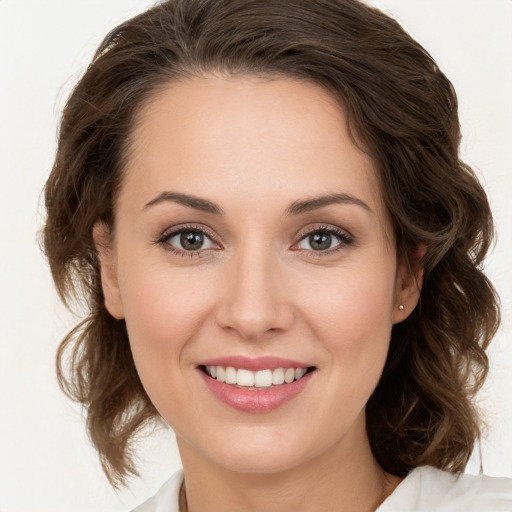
[42,0,512,510]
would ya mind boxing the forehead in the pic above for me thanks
[120,74,388,228]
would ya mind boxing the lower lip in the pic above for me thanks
[199,370,314,413]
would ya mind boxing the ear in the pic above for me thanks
[392,244,426,324]
[93,222,124,320]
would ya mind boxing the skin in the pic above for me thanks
[95,75,421,511]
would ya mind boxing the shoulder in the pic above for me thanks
[378,465,512,512]
[130,470,184,512]
[129,466,512,512]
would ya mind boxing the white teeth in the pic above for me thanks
[225,366,237,384]
[254,369,273,388]
[295,368,307,380]
[272,368,285,385]
[237,368,255,387]
[204,365,310,388]
[284,368,295,383]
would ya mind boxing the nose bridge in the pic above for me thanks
[216,237,293,340]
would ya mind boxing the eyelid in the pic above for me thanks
[291,224,354,253]
[155,223,222,255]
[158,223,219,242]
[154,222,353,257]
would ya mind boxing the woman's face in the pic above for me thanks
[96,75,418,474]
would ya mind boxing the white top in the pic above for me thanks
[131,466,512,512]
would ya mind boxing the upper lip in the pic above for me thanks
[196,356,313,372]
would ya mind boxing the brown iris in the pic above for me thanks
[180,230,204,250]
[309,231,332,251]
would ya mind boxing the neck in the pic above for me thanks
[177,415,402,512]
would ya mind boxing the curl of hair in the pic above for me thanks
[42,0,500,487]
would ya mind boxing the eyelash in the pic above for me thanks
[155,223,219,258]
[155,223,354,258]
[294,224,354,257]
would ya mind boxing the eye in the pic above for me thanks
[157,226,219,255]
[168,229,215,251]
[295,227,353,252]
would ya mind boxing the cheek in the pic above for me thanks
[295,260,396,387]
[294,262,396,426]
[298,261,396,339]
[118,260,216,371]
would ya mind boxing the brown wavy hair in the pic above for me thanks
[42,0,500,487]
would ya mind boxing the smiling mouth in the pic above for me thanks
[200,365,316,389]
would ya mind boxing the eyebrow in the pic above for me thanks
[143,191,372,216]
[285,193,372,216]
[144,191,223,215]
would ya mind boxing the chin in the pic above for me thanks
[214,448,309,475]
[194,425,331,476]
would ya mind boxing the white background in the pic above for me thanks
[0,1,511,511]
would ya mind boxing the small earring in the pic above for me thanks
[399,304,404,311]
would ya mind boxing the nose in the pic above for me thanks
[214,244,295,341]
